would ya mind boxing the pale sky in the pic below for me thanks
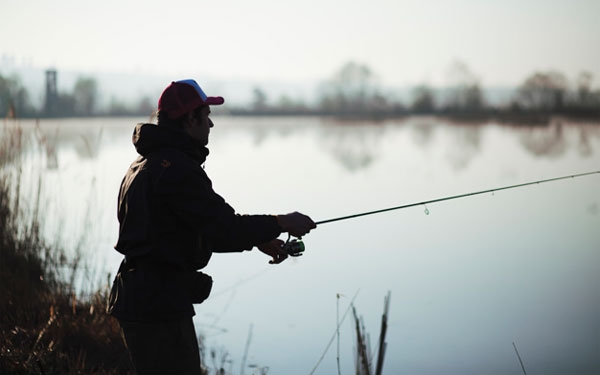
[2,0,599,88]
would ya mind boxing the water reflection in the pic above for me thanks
[578,128,593,157]
[318,120,386,171]
[587,202,598,215]
[9,117,600,174]
[10,118,118,170]
[519,120,567,158]
[444,124,482,170]
[409,118,436,148]
[517,120,600,160]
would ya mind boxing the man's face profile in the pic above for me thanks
[185,106,213,146]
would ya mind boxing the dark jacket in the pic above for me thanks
[108,123,282,321]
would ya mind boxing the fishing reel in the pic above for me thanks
[282,235,305,257]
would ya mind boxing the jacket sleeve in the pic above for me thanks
[155,157,282,253]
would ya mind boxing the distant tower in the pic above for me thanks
[44,69,58,116]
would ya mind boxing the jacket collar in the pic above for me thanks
[132,123,209,162]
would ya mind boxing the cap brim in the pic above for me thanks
[204,96,225,105]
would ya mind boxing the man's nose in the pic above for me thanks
[209,118,214,128]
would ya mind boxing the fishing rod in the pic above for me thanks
[315,170,600,225]
[281,170,599,256]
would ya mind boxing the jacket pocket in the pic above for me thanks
[188,271,213,304]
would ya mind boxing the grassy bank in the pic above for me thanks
[0,121,133,374]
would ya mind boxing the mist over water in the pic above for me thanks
[10,116,600,374]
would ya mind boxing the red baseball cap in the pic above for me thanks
[158,79,224,119]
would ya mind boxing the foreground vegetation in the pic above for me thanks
[0,122,134,374]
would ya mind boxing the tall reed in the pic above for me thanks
[352,291,390,375]
[0,119,132,374]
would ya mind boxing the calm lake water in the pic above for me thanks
[5,116,600,375]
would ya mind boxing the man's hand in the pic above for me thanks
[276,212,316,237]
[257,239,288,264]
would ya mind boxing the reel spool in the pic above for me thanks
[282,235,305,257]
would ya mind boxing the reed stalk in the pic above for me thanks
[352,291,391,375]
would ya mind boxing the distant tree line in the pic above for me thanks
[0,72,154,119]
[237,61,600,120]
[0,74,34,118]
[1,62,599,120]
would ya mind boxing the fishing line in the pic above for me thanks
[308,289,361,375]
[315,170,600,225]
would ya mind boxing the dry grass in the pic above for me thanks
[352,292,390,375]
[0,120,133,374]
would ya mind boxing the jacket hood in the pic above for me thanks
[132,123,209,161]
